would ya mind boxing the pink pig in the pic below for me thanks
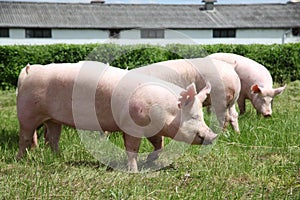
[132,58,240,162]
[16,61,217,172]
[133,57,241,132]
[208,53,286,117]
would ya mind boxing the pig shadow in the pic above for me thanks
[0,129,19,150]
[140,160,177,172]
[66,160,105,168]
[65,159,176,172]
[65,160,125,172]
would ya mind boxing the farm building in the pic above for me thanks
[0,0,300,45]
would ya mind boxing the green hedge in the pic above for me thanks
[0,43,299,89]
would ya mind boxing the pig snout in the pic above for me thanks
[195,130,218,145]
[261,109,272,117]
[202,131,218,145]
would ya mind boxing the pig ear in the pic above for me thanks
[178,83,197,108]
[25,63,30,74]
[185,82,197,96]
[197,82,211,103]
[273,84,286,97]
[251,84,262,94]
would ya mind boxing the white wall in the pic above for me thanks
[236,29,288,38]
[166,29,211,39]
[1,28,299,45]
[7,28,108,39]
[119,29,212,39]
[119,29,140,39]
[52,29,108,39]
[172,29,289,39]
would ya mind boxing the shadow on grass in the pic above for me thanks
[65,159,177,173]
[0,129,19,149]
[65,160,116,171]
[140,160,177,172]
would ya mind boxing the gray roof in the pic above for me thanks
[0,1,299,29]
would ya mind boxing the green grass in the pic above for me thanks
[0,81,299,199]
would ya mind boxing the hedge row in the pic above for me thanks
[0,43,299,89]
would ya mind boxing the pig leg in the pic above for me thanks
[17,125,36,159]
[146,135,164,163]
[44,120,62,152]
[223,109,230,130]
[213,105,227,131]
[123,133,142,172]
[228,104,240,133]
[31,130,38,149]
[237,96,246,115]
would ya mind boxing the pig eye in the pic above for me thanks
[192,115,200,120]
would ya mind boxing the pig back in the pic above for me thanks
[133,59,206,93]
[209,53,273,89]
[17,62,124,131]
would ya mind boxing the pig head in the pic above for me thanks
[250,84,286,117]
[209,53,286,117]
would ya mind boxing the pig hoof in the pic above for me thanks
[30,143,39,150]
[146,153,159,163]
[128,167,139,173]
[16,153,24,161]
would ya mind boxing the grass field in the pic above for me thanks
[0,81,299,199]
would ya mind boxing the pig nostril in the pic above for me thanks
[197,131,217,145]
[263,114,271,117]
[196,133,205,143]
[200,134,212,145]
